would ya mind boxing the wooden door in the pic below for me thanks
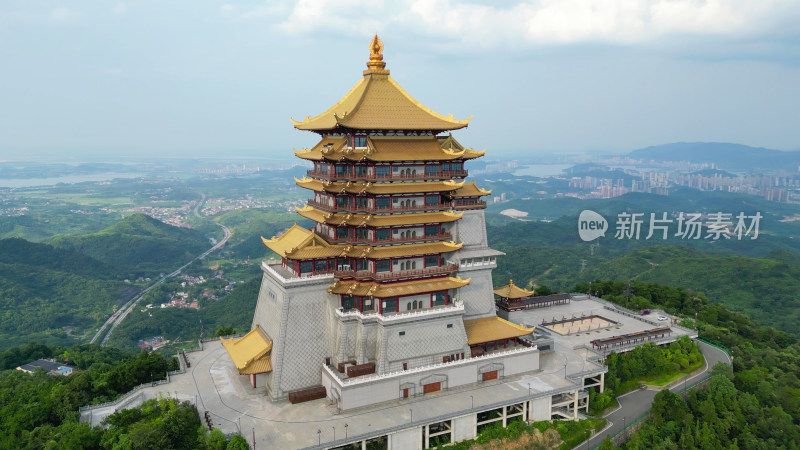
[482,370,498,381]
[423,382,441,394]
[403,388,409,398]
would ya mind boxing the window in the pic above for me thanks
[336,227,349,238]
[441,163,451,173]
[355,228,369,239]
[425,255,440,267]
[447,323,453,328]
[376,260,390,272]
[342,295,355,310]
[335,165,348,176]
[375,166,390,177]
[426,195,439,206]
[425,225,439,236]
[355,197,369,208]
[362,297,373,311]
[314,260,327,272]
[399,331,405,336]
[354,136,367,148]
[356,259,368,271]
[354,165,368,176]
[433,292,447,307]
[425,165,439,175]
[336,196,348,207]
[376,197,390,209]
[300,261,312,274]
[382,298,398,313]
[376,229,390,241]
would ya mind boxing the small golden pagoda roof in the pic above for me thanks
[220,327,273,375]
[493,279,535,299]
[262,224,463,259]
[290,36,471,132]
[450,181,491,197]
[294,136,485,162]
[328,276,470,298]
[464,316,534,345]
[295,177,464,195]
[295,205,463,226]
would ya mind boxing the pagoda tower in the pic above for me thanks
[234,36,535,404]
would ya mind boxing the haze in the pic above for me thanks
[1,0,799,161]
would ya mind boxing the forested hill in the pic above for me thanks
[628,142,800,170]
[46,213,209,276]
[0,239,130,349]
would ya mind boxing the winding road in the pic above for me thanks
[90,193,232,346]
[581,340,732,449]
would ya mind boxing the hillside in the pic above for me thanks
[0,239,131,349]
[46,213,209,276]
[495,244,800,335]
[628,142,800,170]
[214,208,307,259]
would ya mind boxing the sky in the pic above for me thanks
[1,0,799,161]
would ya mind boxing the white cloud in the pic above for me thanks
[105,68,123,75]
[267,0,800,48]
[113,3,128,15]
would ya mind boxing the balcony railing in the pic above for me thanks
[453,200,487,210]
[307,199,449,213]
[306,170,469,181]
[325,232,451,245]
[334,264,459,280]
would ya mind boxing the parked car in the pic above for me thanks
[640,309,651,315]
[658,316,668,321]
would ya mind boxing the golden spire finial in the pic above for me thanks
[364,34,390,75]
[509,279,514,286]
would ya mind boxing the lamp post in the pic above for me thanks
[345,423,348,439]
[332,426,336,441]
[409,409,413,423]
[317,429,321,445]
[528,383,531,397]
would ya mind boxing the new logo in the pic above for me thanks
[578,210,607,242]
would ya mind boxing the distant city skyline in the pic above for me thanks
[1,0,799,160]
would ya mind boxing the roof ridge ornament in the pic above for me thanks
[364,34,390,75]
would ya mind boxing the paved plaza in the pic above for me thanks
[82,337,602,449]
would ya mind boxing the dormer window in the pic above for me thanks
[352,135,367,148]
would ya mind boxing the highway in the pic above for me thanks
[581,339,732,448]
[90,193,231,346]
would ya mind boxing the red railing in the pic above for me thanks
[307,199,449,213]
[306,170,468,181]
[325,232,451,245]
[334,264,459,280]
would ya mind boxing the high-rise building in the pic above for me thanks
[222,35,539,409]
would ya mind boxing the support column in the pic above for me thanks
[600,372,605,393]
[573,390,579,420]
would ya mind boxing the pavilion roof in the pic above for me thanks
[261,224,462,259]
[290,41,471,132]
[295,177,464,195]
[295,206,462,227]
[328,276,470,298]
[493,279,535,299]
[220,327,273,375]
[464,316,534,345]
[294,136,484,162]
[450,181,491,198]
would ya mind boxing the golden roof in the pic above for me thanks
[291,37,470,132]
[296,177,464,194]
[221,327,273,375]
[296,205,462,227]
[493,279,535,299]
[451,181,491,198]
[262,224,463,259]
[329,276,470,298]
[294,136,485,162]
[464,316,534,345]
